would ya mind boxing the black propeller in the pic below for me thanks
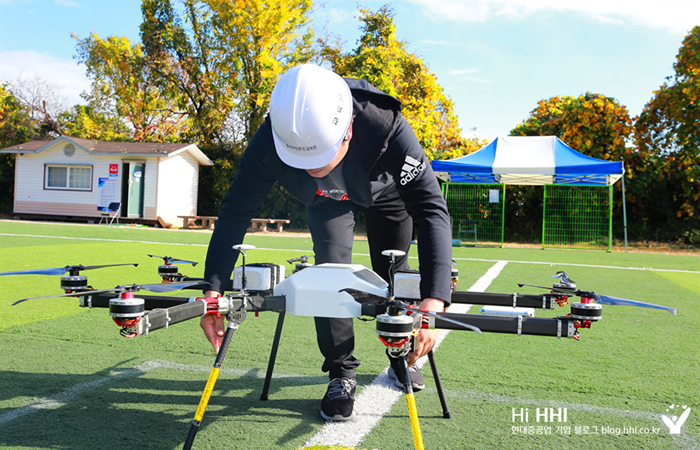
[0,263,138,277]
[147,255,198,266]
[339,288,483,333]
[12,280,209,306]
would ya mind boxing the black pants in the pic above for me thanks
[307,190,413,379]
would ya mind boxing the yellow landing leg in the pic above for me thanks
[399,355,425,450]
[183,321,237,450]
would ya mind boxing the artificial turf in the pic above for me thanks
[0,220,697,450]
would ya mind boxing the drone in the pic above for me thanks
[8,246,677,450]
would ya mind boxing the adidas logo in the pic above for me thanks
[400,155,426,185]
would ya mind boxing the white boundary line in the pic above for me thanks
[2,233,697,274]
[303,261,508,448]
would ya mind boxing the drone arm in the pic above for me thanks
[115,294,286,337]
[450,290,561,309]
[136,301,210,335]
[427,312,579,338]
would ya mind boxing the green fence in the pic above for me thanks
[542,184,612,251]
[442,183,504,247]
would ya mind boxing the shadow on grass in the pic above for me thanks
[0,366,379,450]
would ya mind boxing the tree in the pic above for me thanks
[509,93,634,242]
[73,32,190,143]
[58,104,131,141]
[0,83,39,214]
[139,0,314,146]
[633,26,699,243]
[205,0,315,144]
[511,93,633,162]
[5,75,66,138]
[320,5,478,161]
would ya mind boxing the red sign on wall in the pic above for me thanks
[109,163,119,175]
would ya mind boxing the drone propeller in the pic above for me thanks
[339,288,482,333]
[518,283,574,295]
[553,271,576,288]
[147,255,198,266]
[517,282,676,315]
[286,255,312,264]
[12,280,208,306]
[0,263,138,277]
[592,293,677,315]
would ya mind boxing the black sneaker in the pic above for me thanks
[388,359,426,391]
[320,377,356,421]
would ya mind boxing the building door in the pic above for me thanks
[123,162,145,218]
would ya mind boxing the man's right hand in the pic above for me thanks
[200,290,225,353]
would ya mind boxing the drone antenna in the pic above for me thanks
[381,250,405,300]
[233,244,255,294]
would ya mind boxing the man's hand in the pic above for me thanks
[200,290,225,353]
[407,297,445,366]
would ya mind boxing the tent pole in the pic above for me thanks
[621,166,628,253]
[608,185,613,253]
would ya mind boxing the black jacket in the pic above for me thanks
[204,78,453,303]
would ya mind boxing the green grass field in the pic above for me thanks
[0,220,698,450]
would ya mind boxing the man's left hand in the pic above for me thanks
[407,297,445,366]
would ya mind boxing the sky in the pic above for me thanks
[0,0,698,141]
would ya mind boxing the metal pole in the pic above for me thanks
[260,310,286,400]
[183,320,237,450]
[427,350,451,418]
[621,166,628,252]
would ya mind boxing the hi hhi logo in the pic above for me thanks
[400,155,426,185]
[512,408,568,423]
[662,404,691,434]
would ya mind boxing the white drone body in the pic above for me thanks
[274,263,389,318]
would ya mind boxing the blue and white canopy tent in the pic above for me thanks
[432,136,624,185]
[431,136,627,250]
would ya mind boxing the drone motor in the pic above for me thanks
[376,313,415,347]
[158,264,181,281]
[60,275,89,291]
[569,300,603,321]
[109,292,146,320]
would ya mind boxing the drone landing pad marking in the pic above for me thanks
[304,261,507,448]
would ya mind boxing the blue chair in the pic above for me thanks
[98,202,121,226]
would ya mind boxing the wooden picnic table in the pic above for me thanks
[249,218,291,232]
[178,215,219,230]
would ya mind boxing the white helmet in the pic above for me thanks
[269,64,353,170]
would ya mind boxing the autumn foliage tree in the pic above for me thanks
[508,93,634,241]
[632,26,699,243]
[0,83,35,213]
[139,0,314,147]
[511,93,633,161]
[73,33,189,142]
[320,5,484,161]
[138,0,315,215]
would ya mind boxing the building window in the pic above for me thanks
[45,165,92,190]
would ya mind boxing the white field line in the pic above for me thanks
[2,233,697,274]
[303,261,508,448]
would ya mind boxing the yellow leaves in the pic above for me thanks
[328,5,464,160]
